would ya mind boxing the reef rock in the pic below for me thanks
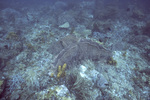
[59,22,70,29]
[0,39,23,60]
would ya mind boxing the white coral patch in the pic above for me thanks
[56,85,69,97]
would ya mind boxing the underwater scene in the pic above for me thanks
[0,0,150,100]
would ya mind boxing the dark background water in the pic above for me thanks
[0,0,150,11]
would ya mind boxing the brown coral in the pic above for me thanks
[48,35,112,70]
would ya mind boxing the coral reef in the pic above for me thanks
[8,74,24,92]
[65,60,109,100]
[0,39,23,59]
[24,67,41,90]
[0,0,150,99]
[66,69,94,100]
[36,85,74,100]
[48,35,112,71]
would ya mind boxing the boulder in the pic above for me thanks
[59,22,70,29]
